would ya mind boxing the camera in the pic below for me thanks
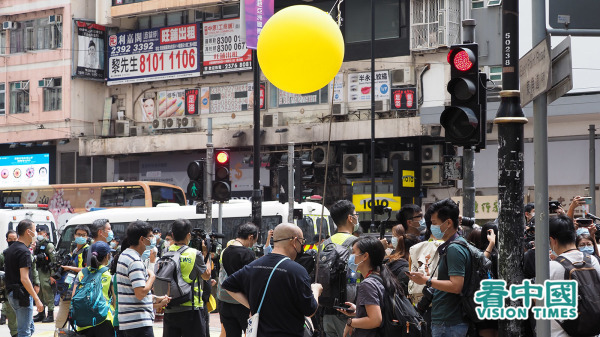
[189,228,225,255]
[416,285,434,314]
[461,217,475,227]
[549,201,561,213]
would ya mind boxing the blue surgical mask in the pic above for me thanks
[353,216,360,232]
[106,230,114,243]
[110,241,117,249]
[419,218,427,232]
[348,254,363,273]
[576,228,590,236]
[142,249,150,260]
[75,237,87,245]
[579,246,595,255]
[148,237,156,249]
[37,235,45,242]
[430,223,446,239]
[391,237,399,249]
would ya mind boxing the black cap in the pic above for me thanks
[152,228,161,234]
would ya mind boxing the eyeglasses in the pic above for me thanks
[412,214,424,219]
[296,237,306,245]
[273,237,306,245]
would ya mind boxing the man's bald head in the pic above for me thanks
[273,223,301,246]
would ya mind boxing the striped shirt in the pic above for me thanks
[116,248,154,330]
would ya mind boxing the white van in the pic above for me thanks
[58,200,334,251]
[0,203,58,252]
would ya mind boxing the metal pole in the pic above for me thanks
[218,202,223,236]
[370,0,377,235]
[532,1,550,335]
[206,118,213,233]
[288,142,294,223]
[251,49,262,227]
[590,125,596,214]
[463,147,475,218]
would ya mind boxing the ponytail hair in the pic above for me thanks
[90,241,111,270]
[354,236,404,296]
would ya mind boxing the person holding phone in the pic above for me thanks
[567,196,588,219]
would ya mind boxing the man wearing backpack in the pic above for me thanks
[317,200,360,337]
[407,199,470,337]
[549,215,600,337]
[161,218,211,337]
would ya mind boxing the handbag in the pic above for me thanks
[246,257,290,337]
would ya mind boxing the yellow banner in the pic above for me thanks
[402,170,415,188]
[353,193,402,212]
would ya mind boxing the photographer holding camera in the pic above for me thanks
[32,225,56,323]
[4,219,45,337]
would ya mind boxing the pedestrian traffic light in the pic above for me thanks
[440,43,484,147]
[294,157,314,203]
[187,159,205,201]
[278,165,289,204]
[213,149,231,202]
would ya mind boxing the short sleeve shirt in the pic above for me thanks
[431,237,469,325]
[222,253,318,337]
[353,276,385,337]
[4,241,32,288]
[116,248,153,330]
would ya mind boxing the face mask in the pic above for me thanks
[391,237,399,249]
[7,241,15,246]
[106,230,114,243]
[75,236,87,245]
[430,223,446,239]
[142,249,150,260]
[28,230,36,240]
[418,218,427,232]
[531,212,535,218]
[576,227,590,236]
[579,246,595,255]
[110,241,117,249]
[353,216,360,232]
[348,254,363,273]
[164,242,171,250]
[37,235,45,242]
[155,234,161,240]
[294,239,304,261]
[147,237,156,249]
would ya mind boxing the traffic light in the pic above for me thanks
[278,165,288,204]
[440,43,484,147]
[293,157,314,203]
[213,149,231,202]
[186,159,205,201]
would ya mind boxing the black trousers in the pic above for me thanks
[122,326,154,337]
[163,309,207,337]
[219,302,250,337]
[81,320,116,337]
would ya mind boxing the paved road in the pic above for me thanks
[0,310,223,337]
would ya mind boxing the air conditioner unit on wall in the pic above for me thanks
[391,68,416,86]
[152,119,163,130]
[263,113,281,127]
[343,154,364,174]
[48,15,62,24]
[164,117,178,129]
[374,158,388,173]
[130,126,143,136]
[2,21,15,30]
[313,145,336,166]
[180,116,195,128]
[375,100,390,112]
[332,103,348,115]
[388,151,415,172]
[422,165,441,185]
[422,144,442,163]
[14,81,29,90]
[115,120,130,137]
[38,79,54,88]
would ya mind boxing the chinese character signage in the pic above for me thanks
[391,87,418,110]
[107,23,201,85]
[203,18,252,74]
[185,89,199,116]
[157,90,185,117]
[75,21,106,80]
[348,71,390,102]
[210,82,265,113]
[245,0,274,49]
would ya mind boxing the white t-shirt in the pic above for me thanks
[549,250,600,337]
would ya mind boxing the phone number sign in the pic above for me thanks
[107,23,201,85]
[203,18,252,74]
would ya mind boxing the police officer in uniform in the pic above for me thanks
[32,225,56,323]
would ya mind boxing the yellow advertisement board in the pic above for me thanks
[352,193,402,212]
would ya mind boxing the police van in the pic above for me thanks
[0,203,58,252]
[57,200,334,251]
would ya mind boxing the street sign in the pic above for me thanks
[519,37,552,107]
[549,0,600,30]
[443,155,463,180]
[547,36,573,105]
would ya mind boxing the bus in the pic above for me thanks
[58,200,334,252]
[0,181,187,229]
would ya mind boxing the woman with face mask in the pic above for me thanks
[577,233,599,257]
[384,225,419,296]
[338,236,404,337]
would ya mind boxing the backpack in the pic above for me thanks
[316,235,358,308]
[555,253,600,337]
[217,246,238,304]
[444,240,493,324]
[70,267,111,328]
[371,274,426,337]
[154,246,194,307]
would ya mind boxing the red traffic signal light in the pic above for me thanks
[447,48,476,72]
[216,151,229,164]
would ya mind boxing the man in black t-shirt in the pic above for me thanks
[5,219,44,337]
[218,222,258,337]
[223,223,322,337]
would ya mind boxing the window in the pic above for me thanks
[100,186,146,207]
[0,83,5,115]
[0,32,6,55]
[9,81,29,114]
[25,27,34,51]
[345,0,401,43]
[150,186,186,206]
[60,152,75,183]
[8,19,62,54]
[150,13,166,28]
[472,0,485,8]
[60,152,107,183]
[487,0,502,6]
[489,66,502,83]
[10,29,24,53]
[43,77,62,111]
[222,4,240,18]
[166,11,187,26]
[138,16,150,30]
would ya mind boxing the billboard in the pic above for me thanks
[391,87,418,110]
[348,71,390,102]
[107,23,201,85]
[74,21,106,80]
[0,154,50,188]
[203,18,252,74]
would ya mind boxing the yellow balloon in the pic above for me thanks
[257,5,345,95]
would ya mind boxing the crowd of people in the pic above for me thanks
[0,195,598,337]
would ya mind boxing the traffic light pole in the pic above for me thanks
[370,0,377,235]
[252,49,262,228]
[495,0,527,335]
[206,119,213,234]
[288,142,294,223]
[461,20,476,219]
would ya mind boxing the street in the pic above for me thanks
[0,311,223,337]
